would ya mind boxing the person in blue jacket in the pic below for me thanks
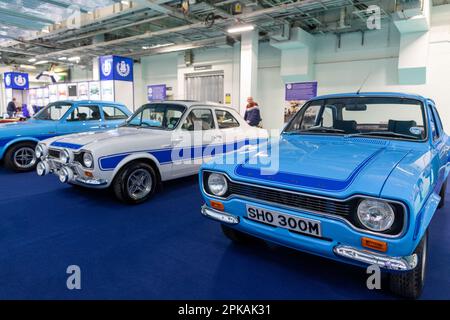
[244,96,262,127]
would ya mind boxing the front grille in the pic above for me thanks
[227,182,355,217]
[48,149,60,159]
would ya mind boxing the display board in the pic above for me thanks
[89,82,101,100]
[147,84,166,102]
[4,72,29,90]
[285,81,318,101]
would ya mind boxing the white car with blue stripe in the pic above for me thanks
[35,101,267,204]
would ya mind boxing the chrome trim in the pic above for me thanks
[201,204,240,225]
[201,170,408,239]
[333,245,418,271]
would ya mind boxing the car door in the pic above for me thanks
[57,104,104,135]
[100,105,130,129]
[170,107,221,178]
[214,108,246,153]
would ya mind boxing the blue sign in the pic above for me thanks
[4,72,29,90]
[99,55,133,82]
[285,81,317,101]
[147,84,167,102]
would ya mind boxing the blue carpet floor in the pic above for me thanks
[0,166,449,300]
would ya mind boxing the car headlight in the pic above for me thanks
[60,149,73,164]
[35,143,47,158]
[207,173,228,197]
[83,152,94,168]
[357,199,395,232]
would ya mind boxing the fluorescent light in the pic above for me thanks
[121,1,130,5]
[20,64,36,70]
[28,58,37,62]
[142,43,174,50]
[34,60,49,65]
[227,24,255,34]
[67,56,80,62]
[58,57,67,61]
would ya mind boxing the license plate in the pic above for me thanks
[246,205,322,237]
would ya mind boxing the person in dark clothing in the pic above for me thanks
[7,98,17,118]
[244,97,262,127]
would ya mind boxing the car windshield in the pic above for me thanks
[34,102,73,121]
[284,97,427,141]
[124,103,186,130]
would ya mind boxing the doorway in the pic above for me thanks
[185,71,224,103]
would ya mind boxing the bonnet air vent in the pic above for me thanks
[344,137,388,145]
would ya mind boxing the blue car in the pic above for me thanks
[199,92,449,299]
[0,100,131,172]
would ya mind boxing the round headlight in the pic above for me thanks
[83,152,94,168]
[207,173,228,197]
[60,149,73,164]
[357,199,395,232]
[36,144,47,159]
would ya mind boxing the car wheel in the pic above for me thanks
[112,162,157,204]
[438,178,447,209]
[4,142,38,172]
[389,231,428,299]
[221,224,253,243]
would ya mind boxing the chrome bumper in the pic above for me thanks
[37,159,107,187]
[334,245,418,271]
[201,205,240,224]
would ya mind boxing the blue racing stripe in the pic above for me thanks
[50,141,84,150]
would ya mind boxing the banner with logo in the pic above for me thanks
[4,72,29,90]
[99,55,133,82]
[147,84,166,102]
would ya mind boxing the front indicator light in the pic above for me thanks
[210,200,224,211]
[362,237,388,252]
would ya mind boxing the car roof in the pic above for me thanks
[57,100,126,106]
[147,100,237,111]
[309,92,430,102]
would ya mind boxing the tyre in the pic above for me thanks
[389,231,428,299]
[221,224,253,243]
[112,161,157,204]
[438,178,447,209]
[4,141,38,172]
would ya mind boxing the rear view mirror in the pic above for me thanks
[345,104,367,111]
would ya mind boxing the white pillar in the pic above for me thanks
[239,30,259,115]
[92,35,105,81]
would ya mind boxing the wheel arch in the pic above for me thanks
[1,137,40,159]
[110,153,163,185]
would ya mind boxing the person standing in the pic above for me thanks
[244,96,262,127]
[7,97,17,118]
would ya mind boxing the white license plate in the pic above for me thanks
[246,205,322,237]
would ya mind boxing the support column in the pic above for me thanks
[394,0,431,85]
[239,30,259,115]
[92,35,105,81]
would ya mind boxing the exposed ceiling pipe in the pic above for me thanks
[33,0,322,59]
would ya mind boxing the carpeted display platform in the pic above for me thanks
[0,167,448,299]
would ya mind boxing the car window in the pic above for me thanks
[181,109,215,131]
[34,102,72,121]
[67,105,101,122]
[103,106,128,120]
[215,110,240,129]
[284,97,426,141]
[125,103,185,130]
[429,105,440,141]
[431,105,443,138]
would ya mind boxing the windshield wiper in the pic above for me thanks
[286,127,346,134]
[345,131,420,140]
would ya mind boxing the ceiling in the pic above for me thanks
[0,0,443,71]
